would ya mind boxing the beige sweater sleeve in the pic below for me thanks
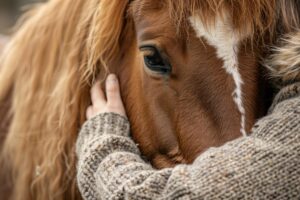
[76,84,300,200]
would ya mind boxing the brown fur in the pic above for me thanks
[0,0,299,200]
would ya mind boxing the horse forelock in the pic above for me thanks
[131,0,300,43]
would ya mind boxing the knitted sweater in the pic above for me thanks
[76,81,300,200]
[76,32,300,199]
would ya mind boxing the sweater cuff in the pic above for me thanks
[76,112,130,156]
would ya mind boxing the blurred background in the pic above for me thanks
[0,0,44,34]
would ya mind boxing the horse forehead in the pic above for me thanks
[189,14,239,56]
[188,14,249,77]
[189,14,248,137]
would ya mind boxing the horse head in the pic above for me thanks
[117,1,272,167]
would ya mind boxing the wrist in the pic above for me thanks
[76,112,130,156]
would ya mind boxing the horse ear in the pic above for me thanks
[277,0,300,33]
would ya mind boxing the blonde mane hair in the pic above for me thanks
[0,0,299,199]
[0,0,129,199]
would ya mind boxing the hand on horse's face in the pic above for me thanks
[86,74,127,120]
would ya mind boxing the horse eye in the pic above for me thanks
[140,46,172,75]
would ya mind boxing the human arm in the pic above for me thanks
[76,75,300,199]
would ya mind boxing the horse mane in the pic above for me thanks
[165,0,300,40]
[0,0,130,199]
[0,0,299,199]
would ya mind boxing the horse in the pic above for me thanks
[0,0,299,199]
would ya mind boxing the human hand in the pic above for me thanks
[86,74,127,119]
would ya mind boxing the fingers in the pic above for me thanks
[87,74,127,119]
[105,74,123,107]
[105,74,127,116]
[86,106,94,119]
[91,81,106,107]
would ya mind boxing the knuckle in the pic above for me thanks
[107,103,120,111]
[106,83,118,93]
[94,104,103,111]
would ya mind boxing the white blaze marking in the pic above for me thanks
[189,14,247,137]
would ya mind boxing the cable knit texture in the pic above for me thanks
[76,82,300,200]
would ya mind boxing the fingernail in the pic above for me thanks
[107,74,117,83]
